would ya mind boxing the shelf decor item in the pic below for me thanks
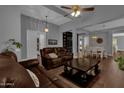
[3,39,22,52]
[96,38,103,44]
[115,56,124,70]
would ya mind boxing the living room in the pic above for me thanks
[1,2,124,90]
[0,5,119,59]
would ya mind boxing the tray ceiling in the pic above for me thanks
[19,5,124,28]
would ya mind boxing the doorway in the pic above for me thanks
[27,30,46,59]
[77,34,89,58]
[113,33,124,57]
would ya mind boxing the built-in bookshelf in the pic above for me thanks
[63,32,73,53]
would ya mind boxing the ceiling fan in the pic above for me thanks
[61,5,95,17]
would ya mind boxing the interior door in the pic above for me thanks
[27,30,46,59]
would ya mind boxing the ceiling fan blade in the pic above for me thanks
[64,13,70,17]
[61,6,72,9]
[63,13,73,20]
[82,7,95,11]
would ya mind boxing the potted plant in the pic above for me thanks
[115,56,124,70]
[3,39,22,52]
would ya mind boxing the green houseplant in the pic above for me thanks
[3,39,22,52]
[115,56,124,70]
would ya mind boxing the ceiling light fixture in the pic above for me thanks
[92,35,97,39]
[44,16,48,32]
[61,5,94,17]
[92,32,97,39]
[71,10,80,17]
[71,5,80,17]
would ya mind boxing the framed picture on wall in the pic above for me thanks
[48,39,57,45]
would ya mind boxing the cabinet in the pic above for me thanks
[63,32,73,53]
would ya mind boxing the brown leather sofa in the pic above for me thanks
[40,47,73,70]
[0,54,35,87]
[0,51,71,88]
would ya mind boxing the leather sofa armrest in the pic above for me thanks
[36,65,71,88]
[19,59,39,69]
[51,77,72,88]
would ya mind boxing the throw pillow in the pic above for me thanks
[48,53,58,58]
[26,69,40,87]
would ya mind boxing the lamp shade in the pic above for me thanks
[43,16,49,32]
[44,27,48,32]
[71,12,75,16]
[71,10,80,17]
[75,11,80,17]
[92,35,97,39]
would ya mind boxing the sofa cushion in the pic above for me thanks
[48,53,58,58]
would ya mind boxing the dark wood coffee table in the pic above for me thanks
[62,58,100,87]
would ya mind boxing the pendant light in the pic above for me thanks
[44,16,48,32]
[92,32,97,39]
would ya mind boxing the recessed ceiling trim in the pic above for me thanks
[82,14,124,30]
[84,17,124,31]
[43,5,73,20]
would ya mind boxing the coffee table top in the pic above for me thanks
[65,58,100,72]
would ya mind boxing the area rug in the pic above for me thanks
[60,72,100,88]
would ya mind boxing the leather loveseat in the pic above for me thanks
[0,51,71,88]
[40,47,73,70]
